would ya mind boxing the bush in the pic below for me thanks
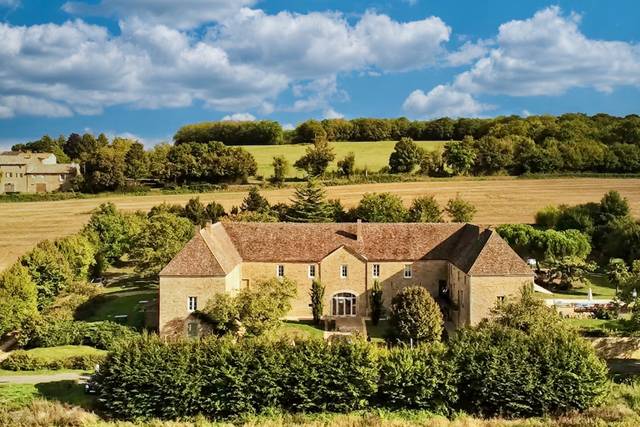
[446,195,477,223]
[96,335,378,420]
[354,192,408,223]
[24,320,137,350]
[389,286,443,344]
[0,351,47,371]
[450,287,609,418]
[389,138,423,173]
[64,354,106,370]
[377,343,457,413]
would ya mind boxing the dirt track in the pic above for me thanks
[1,177,639,272]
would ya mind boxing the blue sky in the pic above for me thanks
[0,0,639,148]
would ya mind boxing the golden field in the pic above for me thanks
[1,177,639,272]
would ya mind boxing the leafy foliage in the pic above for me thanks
[241,186,270,213]
[294,138,336,176]
[0,264,38,337]
[20,240,73,308]
[450,287,609,417]
[354,192,407,222]
[445,195,477,222]
[370,279,383,326]
[388,137,423,173]
[174,120,283,146]
[443,136,476,175]
[310,280,325,325]
[270,155,289,184]
[408,195,444,222]
[336,152,356,177]
[389,286,443,344]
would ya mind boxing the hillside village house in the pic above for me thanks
[0,151,79,194]
[159,221,533,337]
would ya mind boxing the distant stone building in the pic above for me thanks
[159,221,534,337]
[0,151,79,194]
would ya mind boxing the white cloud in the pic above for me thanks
[404,6,640,118]
[0,5,455,119]
[62,0,255,29]
[221,112,256,121]
[455,6,640,96]
[446,40,491,67]
[215,9,450,77]
[0,96,73,118]
[282,123,295,131]
[402,84,493,118]
[323,108,344,119]
[0,19,288,119]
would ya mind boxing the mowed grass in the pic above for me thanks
[78,291,158,329]
[0,381,93,410]
[243,140,445,178]
[23,345,106,362]
[1,177,640,272]
[544,273,618,300]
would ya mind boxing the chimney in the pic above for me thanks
[356,219,362,242]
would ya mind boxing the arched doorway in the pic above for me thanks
[332,292,357,316]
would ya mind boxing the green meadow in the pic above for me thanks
[243,140,446,178]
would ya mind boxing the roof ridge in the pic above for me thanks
[464,228,494,275]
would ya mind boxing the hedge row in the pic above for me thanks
[95,328,607,421]
[22,320,138,350]
[0,351,105,371]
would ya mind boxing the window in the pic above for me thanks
[372,264,380,278]
[332,292,357,316]
[340,264,348,278]
[187,296,198,312]
[277,264,285,277]
[497,295,506,304]
[403,264,412,279]
[308,264,316,278]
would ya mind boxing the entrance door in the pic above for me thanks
[332,292,357,316]
[36,183,46,193]
[4,183,14,193]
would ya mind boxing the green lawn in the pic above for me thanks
[0,381,93,410]
[243,141,445,178]
[544,273,617,300]
[565,317,629,331]
[78,291,157,329]
[23,345,106,362]
[366,319,391,343]
[279,320,325,339]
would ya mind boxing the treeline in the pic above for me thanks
[13,134,257,192]
[174,120,283,145]
[95,289,607,421]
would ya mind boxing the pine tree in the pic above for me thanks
[286,180,333,222]
[241,187,270,212]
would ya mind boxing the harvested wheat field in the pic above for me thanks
[1,177,639,272]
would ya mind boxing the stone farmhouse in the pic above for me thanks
[0,151,79,194]
[159,221,534,337]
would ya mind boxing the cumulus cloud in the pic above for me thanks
[215,9,450,77]
[62,0,255,29]
[323,108,344,119]
[0,96,73,118]
[455,6,640,96]
[446,40,491,67]
[0,6,454,119]
[221,112,256,121]
[403,85,493,118]
[404,6,640,118]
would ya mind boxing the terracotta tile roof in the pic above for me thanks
[159,231,227,276]
[466,230,534,276]
[27,164,78,174]
[160,222,533,278]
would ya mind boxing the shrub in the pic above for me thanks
[310,280,325,325]
[535,205,562,229]
[294,138,336,176]
[389,138,423,173]
[0,351,47,371]
[450,287,609,418]
[354,192,408,222]
[96,335,378,420]
[377,343,457,413]
[408,195,444,222]
[64,354,107,370]
[270,155,289,184]
[0,264,38,338]
[24,320,137,350]
[337,152,356,177]
[20,240,74,308]
[446,195,477,223]
[370,280,384,325]
[389,286,443,344]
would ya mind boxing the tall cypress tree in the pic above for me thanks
[286,180,333,222]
